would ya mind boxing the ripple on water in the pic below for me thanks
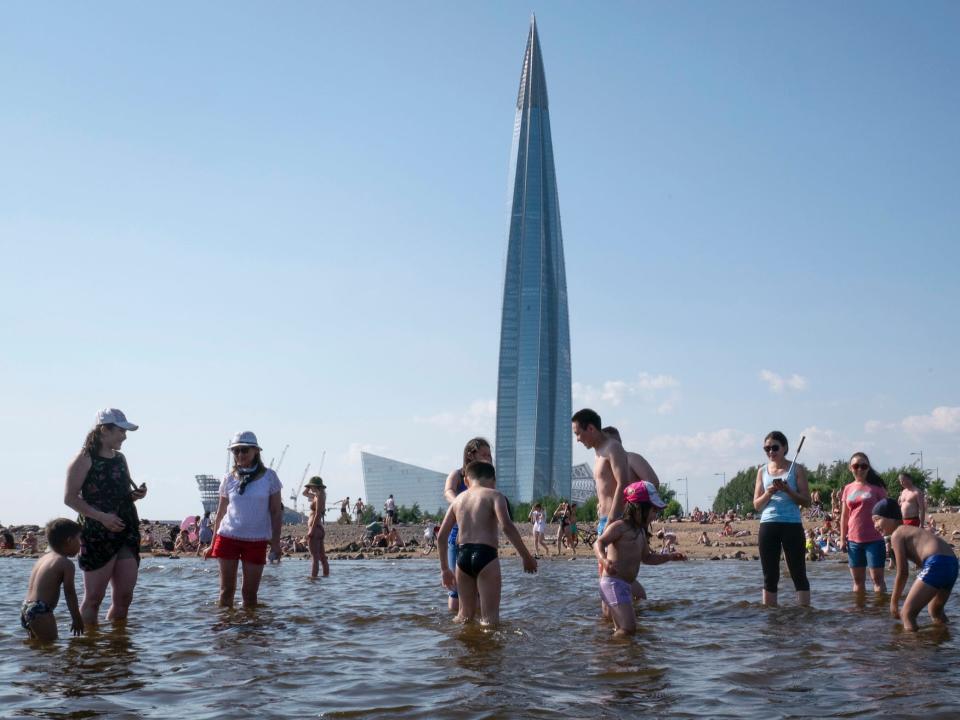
[1,558,959,717]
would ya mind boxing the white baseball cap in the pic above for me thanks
[228,431,262,450]
[96,408,139,431]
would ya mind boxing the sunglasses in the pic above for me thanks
[763,444,781,453]
[851,463,869,470]
[232,447,255,455]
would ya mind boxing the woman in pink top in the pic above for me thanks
[204,431,283,608]
[840,452,888,593]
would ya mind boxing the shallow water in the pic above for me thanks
[2,555,959,719]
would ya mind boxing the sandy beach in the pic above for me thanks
[5,511,959,562]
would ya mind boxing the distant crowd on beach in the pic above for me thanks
[15,406,959,643]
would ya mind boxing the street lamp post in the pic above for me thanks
[910,451,924,475]
[714,472,726,487]
[674,477,689,515]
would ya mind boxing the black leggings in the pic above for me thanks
[758,522,810,593]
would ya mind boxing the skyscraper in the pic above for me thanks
[495,17,572,503]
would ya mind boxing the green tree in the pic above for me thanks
[396,503,422,524]
[946,477,960,506]
[928,478,947,504]
[712,467,758,514]
[662,499,682,518]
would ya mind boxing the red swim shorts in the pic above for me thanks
[903,518,921,527]
[210,534,268,565]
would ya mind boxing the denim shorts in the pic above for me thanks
[847,539,885,569]
[447,542,459,598]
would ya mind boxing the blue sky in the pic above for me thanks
[2,2,958,525]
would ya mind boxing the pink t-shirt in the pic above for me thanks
[842,482,887,543]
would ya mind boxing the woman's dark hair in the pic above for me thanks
[849,452,885,487]
[203,511,211,519]
[764,431,789,453]
[83,424,116,457]
[462,437,491,475]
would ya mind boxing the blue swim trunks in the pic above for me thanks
[917,554,959,592]
[597,516,608,536]
[20,600,52,631]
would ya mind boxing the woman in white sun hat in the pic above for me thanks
[204,431,283,608]
[64,408,147,626]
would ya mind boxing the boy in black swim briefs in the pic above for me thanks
[873,498,958,631]
[437,460,537,625]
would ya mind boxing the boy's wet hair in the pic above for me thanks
[45,518,82,552]
[465,460,496,482]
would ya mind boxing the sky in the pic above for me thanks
[1,1,958,525]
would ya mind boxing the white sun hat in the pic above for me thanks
[228,431,262,450]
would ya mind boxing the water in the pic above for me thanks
[2,556,959,719]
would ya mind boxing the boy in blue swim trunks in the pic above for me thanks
[438,461,537,626]
[873,499,958,632]
[21,518,84,642]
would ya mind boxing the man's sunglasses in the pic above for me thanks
[232,447,255,456]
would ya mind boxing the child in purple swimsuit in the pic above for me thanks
[873,499,959,631]
[593,481,685,636]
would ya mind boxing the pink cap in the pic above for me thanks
[623,481,667,508]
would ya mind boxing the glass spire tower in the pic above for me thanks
[495,17,572,503]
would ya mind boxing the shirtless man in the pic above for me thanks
[897,473,926,528]
[438,461,537,625]
[602,426,661,490]
[572,409,632,537]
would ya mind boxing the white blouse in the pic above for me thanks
[217,469,282,541]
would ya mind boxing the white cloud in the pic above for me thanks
[901,406,960,435]
[647,428,755,455]
[573,372,679,407]
[413,399,496,433]
[759,369,808,393]
[864,420,895,434]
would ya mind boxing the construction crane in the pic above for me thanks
[269,444,289,471]
[290,463,311,504]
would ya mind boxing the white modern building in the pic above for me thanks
[360,452,448,518]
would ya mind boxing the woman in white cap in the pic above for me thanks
[204,431,283,608]
[64,408,147,626]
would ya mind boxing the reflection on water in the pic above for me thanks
[1,555,959,718]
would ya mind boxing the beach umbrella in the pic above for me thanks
[180,516,198,541]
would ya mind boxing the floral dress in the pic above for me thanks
[78,452,141,571]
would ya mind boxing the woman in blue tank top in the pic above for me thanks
[442,437,492,613]
[752,430,812,607]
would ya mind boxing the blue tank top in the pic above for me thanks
[760,463,802,524]
[448,470,468,545]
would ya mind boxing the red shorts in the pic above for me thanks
[903,518,921,527]
[210,534,268,565]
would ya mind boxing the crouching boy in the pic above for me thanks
[873,499,958,631]
[21,518,84,642]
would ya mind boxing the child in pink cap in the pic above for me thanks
[593,481,685,636]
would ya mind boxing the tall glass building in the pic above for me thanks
[495,17,572,503]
